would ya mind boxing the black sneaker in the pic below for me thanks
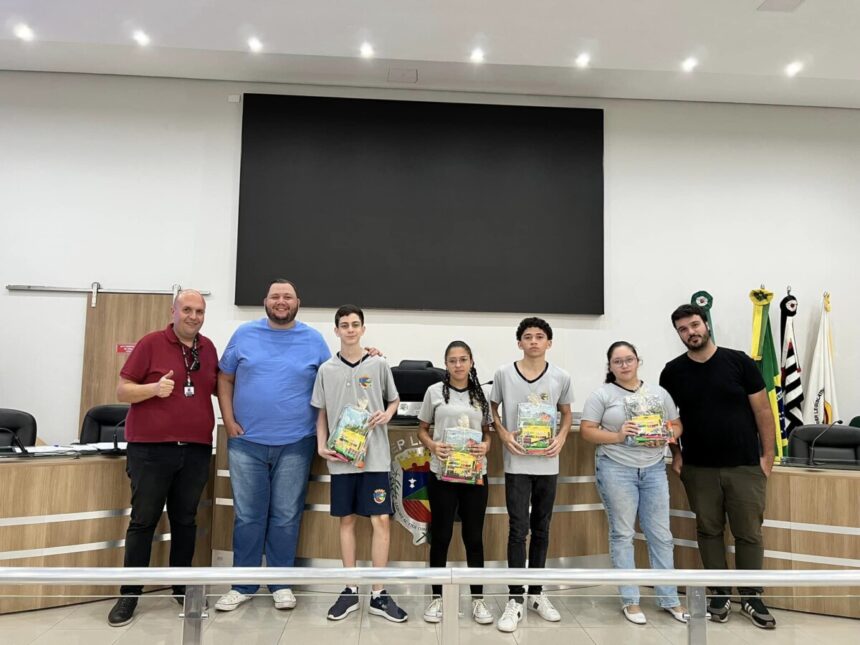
[108,596,138,627]
[327,587,360,621]
[368,589,408,623]
[741,597,776,629]
[708,596,731,623]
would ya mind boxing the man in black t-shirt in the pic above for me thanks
[659,304,776,630]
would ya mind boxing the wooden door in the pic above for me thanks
[78,294,173,428]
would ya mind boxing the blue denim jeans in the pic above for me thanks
[594,453,680,608]
[228,434,315,594]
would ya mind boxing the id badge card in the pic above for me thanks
[184,379,195,397]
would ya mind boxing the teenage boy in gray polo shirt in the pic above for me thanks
[312,304,406,623]
[491,317,573,633]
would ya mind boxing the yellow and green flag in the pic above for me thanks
[750,288,786,460]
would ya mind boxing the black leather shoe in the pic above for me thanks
[108,596,138,627]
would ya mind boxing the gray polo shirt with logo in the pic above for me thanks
[490,362,573,475]
[311,353,398,474]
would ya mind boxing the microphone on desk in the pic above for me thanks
[0,427,33,457]
[110,419,127,453]
[809,419,843,466]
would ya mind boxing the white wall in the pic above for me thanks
[2,71,858,444]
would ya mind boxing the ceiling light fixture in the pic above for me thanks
[360,42,374,58]
[470,48,484,63]
[132,30,150,46]
[681,57,698,72]
[248,37,263,53]
[14,23,34,42]
[575,53,590,68]
[785,61,803,77]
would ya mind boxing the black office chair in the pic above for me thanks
[391,360,446,403]
[79,404,130,443]
[850,416,860,428]
[787,423,860,467]
[0,408,38,446]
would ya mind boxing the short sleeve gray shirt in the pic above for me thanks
[418,381,491,476]
[490,362,574,475]
[580,382,679,468]
[311,354,399,474]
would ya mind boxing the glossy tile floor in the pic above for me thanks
[1,586,857,645]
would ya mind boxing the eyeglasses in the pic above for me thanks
[610,357,639,367]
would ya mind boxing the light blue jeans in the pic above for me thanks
[228,435,315,594]
[594,453,680,608]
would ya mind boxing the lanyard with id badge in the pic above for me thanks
[180,336,200,397]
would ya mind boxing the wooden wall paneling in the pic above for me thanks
[79,293,173,430]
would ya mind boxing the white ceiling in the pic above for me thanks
[2,0,860,108]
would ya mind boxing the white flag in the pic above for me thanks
[802,294,839,424]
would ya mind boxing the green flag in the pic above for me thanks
[750,288,786,460]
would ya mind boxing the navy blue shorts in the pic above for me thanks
[330,472,393,517]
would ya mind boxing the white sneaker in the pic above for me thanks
[528,592,561,622]
[215,590,250,612]
[273,588,297,609]
[423,597,443,623]
[472,598,494,625]
[496,599,523,632]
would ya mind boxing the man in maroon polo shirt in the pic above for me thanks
[108,289,218,627]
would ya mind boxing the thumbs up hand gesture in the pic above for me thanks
[154,370,175,398]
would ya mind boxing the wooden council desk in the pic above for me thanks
[0,454,214,614]
[212,425,609,568]
[213,426,860,619]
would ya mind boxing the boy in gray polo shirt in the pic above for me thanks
[491,317,573,633]
[312,305,406,623]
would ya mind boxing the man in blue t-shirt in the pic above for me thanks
[215,279,331,612]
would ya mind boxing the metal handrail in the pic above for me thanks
[2,566,860,587]
[0,566,447,586]
[450,567,860,587]
[2,567,859,645]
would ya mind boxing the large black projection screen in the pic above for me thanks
[235,94,604,314]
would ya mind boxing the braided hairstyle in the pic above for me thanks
[442,340,490,420]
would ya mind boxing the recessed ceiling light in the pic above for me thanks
[575,53,590,69]
[681,57,698,72]
[248,37,263,53]
[360,42,374,58]
[14,23,34,42]
[785,61,804,77]
[470,48,485,63]
[132,30,150,46]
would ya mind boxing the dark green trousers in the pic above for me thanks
[680,464,767,596]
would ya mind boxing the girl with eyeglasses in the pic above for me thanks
[416,341,494,626]
[580,341,688,625]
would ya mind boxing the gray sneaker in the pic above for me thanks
[708,596,731,622]
[741,597,776,629]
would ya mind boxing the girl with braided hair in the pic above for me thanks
[417,341,493,625]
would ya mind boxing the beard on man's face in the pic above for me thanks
[683,329,710,350]
[265,303,297,324]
